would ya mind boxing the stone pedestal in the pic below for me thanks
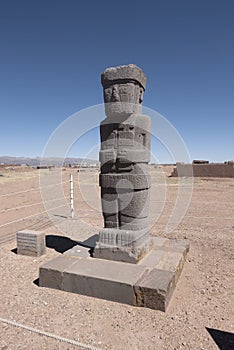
[39,237,189,311]
[93,228,153,263]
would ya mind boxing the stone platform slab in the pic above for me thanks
[39,237,189,311]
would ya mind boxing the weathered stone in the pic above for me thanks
[140,250,185,284]
[117,217,149,231]
[99,174,151,189]
[38,65,190,311]
[63,257,146,305]
[17,230,45,257]
[101,64,146,90]
[39,236,188,311]
[159,238,190,257]
[170,162,234,178]
[94,235,153,263]
[116,148,151,163]
[118,189,150,218]
[97,227,150,245]
[39,255,77,289]
[94,64,152,263]
[101,187,150,223]
[134,269,176,311]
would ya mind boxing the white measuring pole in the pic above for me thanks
[70,174,74,219]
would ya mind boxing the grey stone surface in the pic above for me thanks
[94,236,153,263]
[140,249,186,284]
[63,258,145,305]
[100,227,150,247]
[63,244,91,258]
[158,238,190,256]
[39,255,77,289]
[17,229,45,257]
[100,188,150,224]
[94,64,152,262]
[134,269,176,312]
[101,64,146,90]
[99,173,151,189]
[151,237,168,247]
[39,236,189,311]
[152,236,189,253]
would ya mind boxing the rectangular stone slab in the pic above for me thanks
[63,258,146,305]
[39,256,78,290]
[139,249,185,283]
[134,269,176,312]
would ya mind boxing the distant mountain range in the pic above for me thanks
[0,156,99,166]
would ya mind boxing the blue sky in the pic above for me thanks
[0,0,233,163]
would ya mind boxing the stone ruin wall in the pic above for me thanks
[170,162,234,178]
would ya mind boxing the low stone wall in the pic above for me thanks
[170,163,234,178]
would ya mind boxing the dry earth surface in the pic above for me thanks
[0,166,233,350]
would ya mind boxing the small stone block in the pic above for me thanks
[17,230,46,257]
[134,268,176,311]
[39,256,77,289]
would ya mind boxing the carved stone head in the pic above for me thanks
[101,64,146,118]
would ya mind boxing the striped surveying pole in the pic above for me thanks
[70,174,74,219]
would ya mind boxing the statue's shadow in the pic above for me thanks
[33,234,98,286]
[45,234,98,253]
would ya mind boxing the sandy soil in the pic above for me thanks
[0,166,233,350]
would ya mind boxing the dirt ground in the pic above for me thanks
[0,166,233,350]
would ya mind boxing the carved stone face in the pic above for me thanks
[103,81,144,118]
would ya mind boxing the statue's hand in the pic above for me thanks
[117,149,150,163]
[99,149,117,165]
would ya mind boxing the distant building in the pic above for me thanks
[170,161,234,178]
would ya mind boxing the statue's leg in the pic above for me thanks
[101,187,118,228]
[98,187,119,246]
[119,188,150,223]
[117,188,150,246]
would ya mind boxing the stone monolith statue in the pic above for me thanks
[94,64,152,263]
[39,64,190,311]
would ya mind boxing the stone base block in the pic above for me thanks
[93,227,152,263]
[39,236,189,311]
[93,237,153,263]
[134,269,175,311]
[17,230,45,257]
